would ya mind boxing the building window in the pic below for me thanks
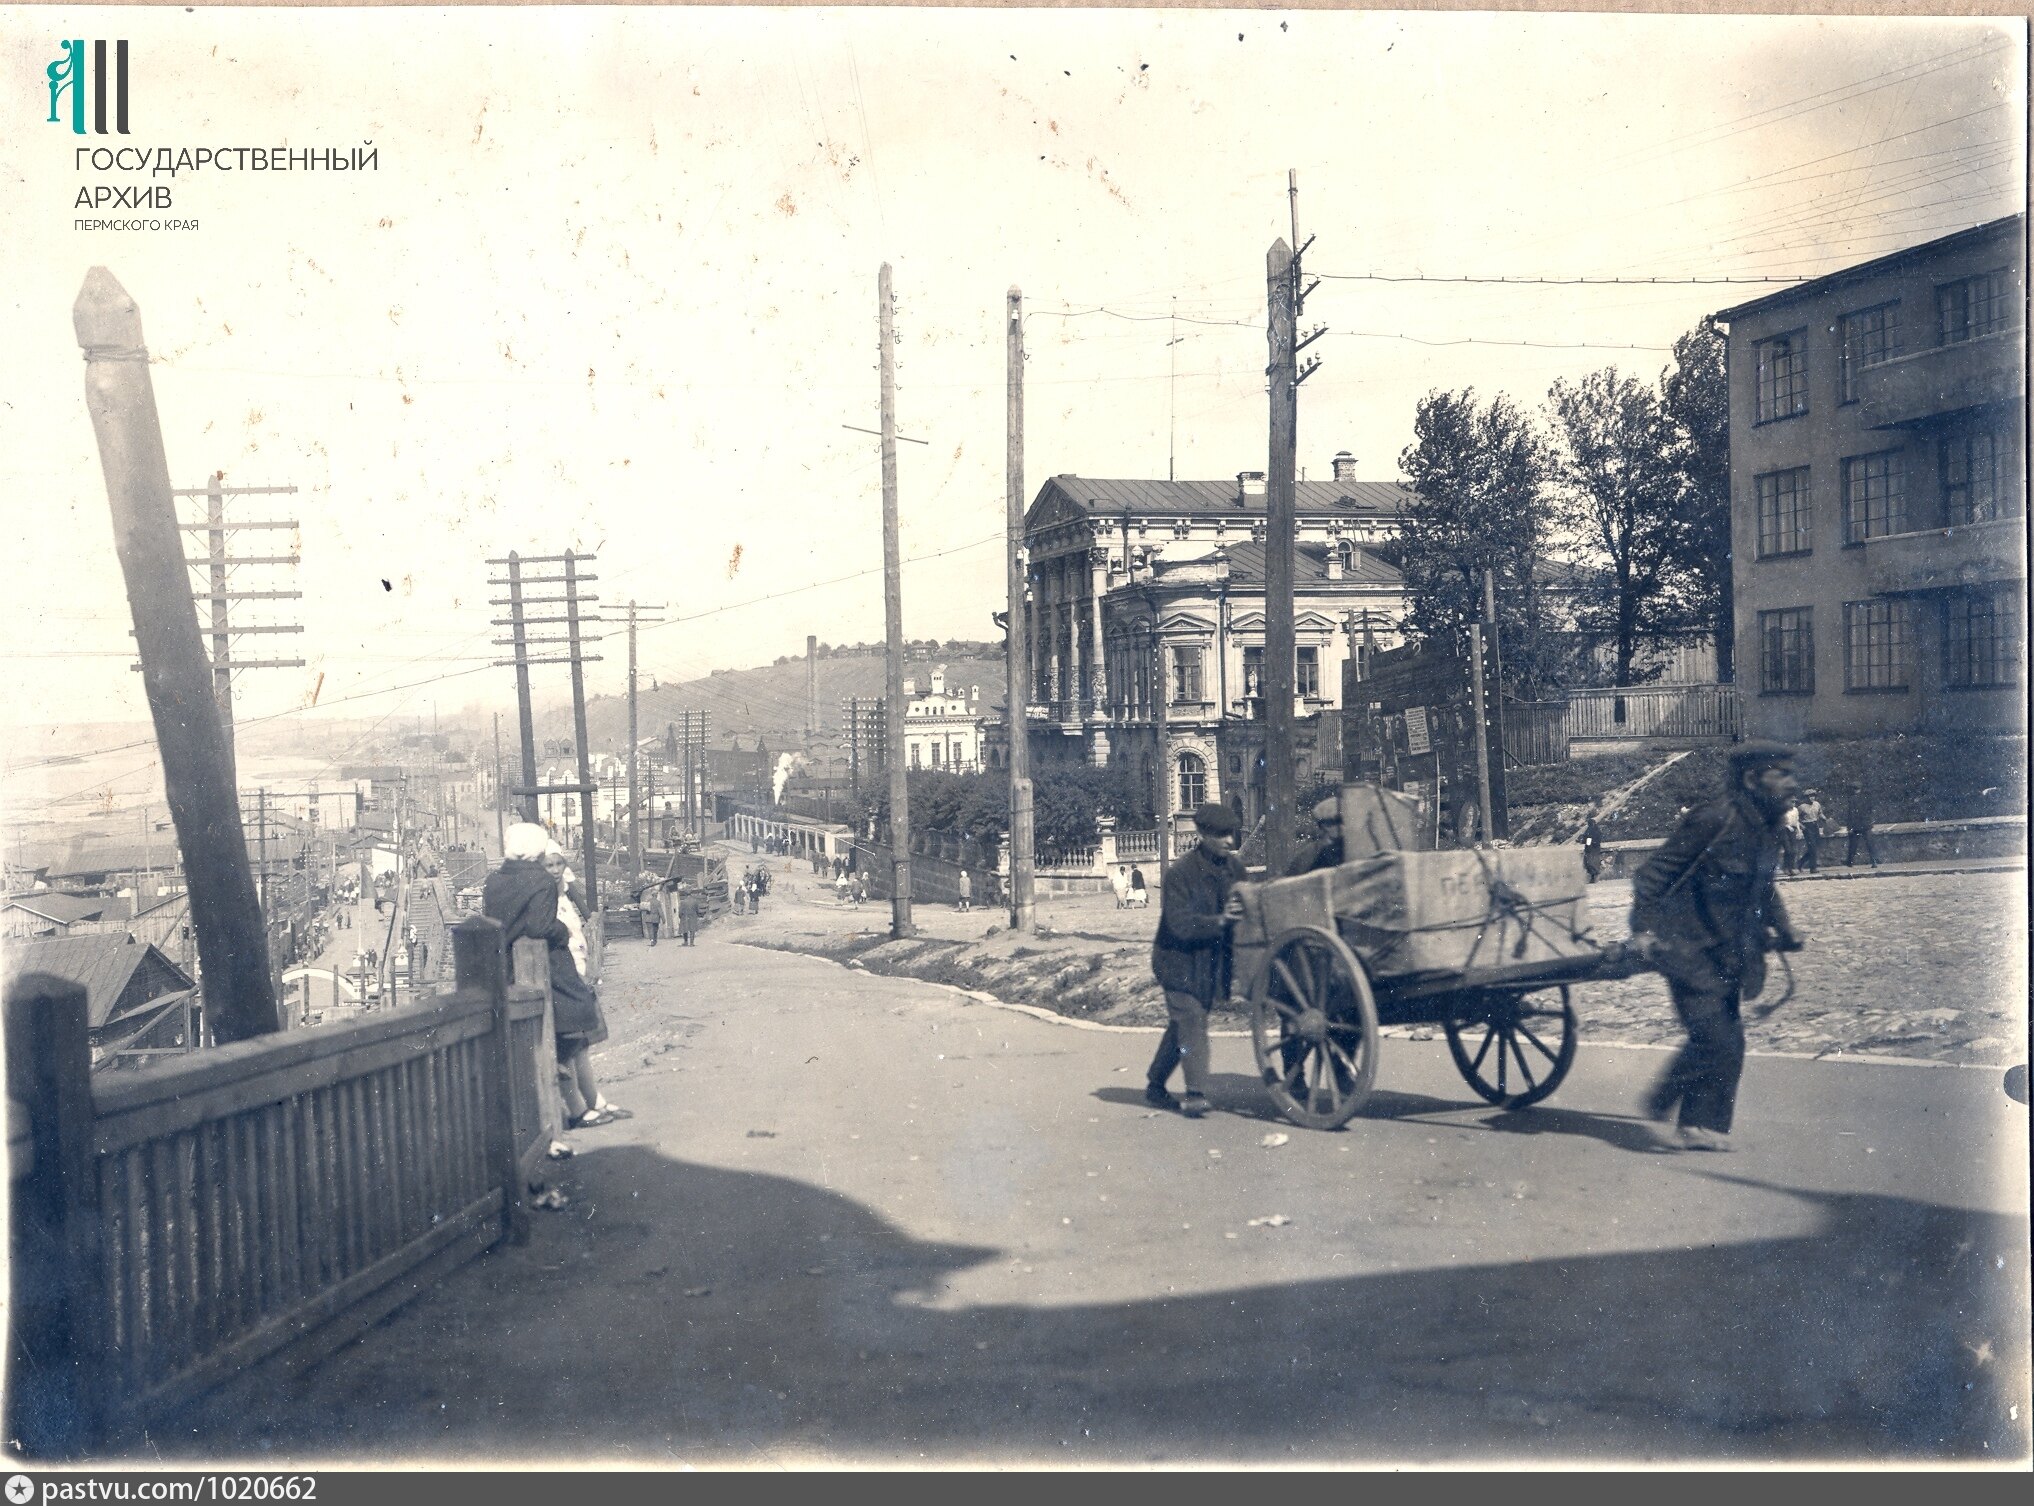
[1755,467,1812,557]
[1942,423,2021,525]
[1176,752,1206,809]
[1759,607,1814,694]
[1841,450,1907,542]
[1754,330,1808,422]
[930,743,943,768]
[1945,586,2022,688]
[1242,646,1264,699]
[1937,269,2016,345]
[1843,598,1912,692]
[1170,645,1204,703]
[909,744,921,769]
[1297,646,1321,698]
[1837,302,1901,403]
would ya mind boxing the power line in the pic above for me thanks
[1313,272,1817,287]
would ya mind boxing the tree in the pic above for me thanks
[1660,317,1734,681]
[1546,367,1704,688]
[1396,389,1572,699]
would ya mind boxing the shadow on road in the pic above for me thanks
[1473,1104,1674,1155]
[158,1143,2031,1466]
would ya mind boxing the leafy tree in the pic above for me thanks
[1546,367,1703,688]
[1660,318,1734,681]
[1396,389,1573,699]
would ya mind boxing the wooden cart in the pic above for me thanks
[1233,861,1655,1130]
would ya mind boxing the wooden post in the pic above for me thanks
[880,264,914,937]
[627,603,641,873]
[5,974,107,1458]
[1482,568,1510,840]
[455,916,527,1245]
[74,268,277,1041]
[1006,287,1036,933]
[1469,623,1494,847]
[1264,238,1299,876]
[506,555,540,823]
[564,552,601,911]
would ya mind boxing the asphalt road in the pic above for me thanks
[161,920,2030,1467]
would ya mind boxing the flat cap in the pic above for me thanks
[1312,795,1342,823]
[1728,738,1797,772]
[1192,801,1241,836]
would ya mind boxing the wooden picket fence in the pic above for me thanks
[5,915,563,1457]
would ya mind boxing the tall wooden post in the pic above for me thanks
[627,601,641,872]
[1006,287,1036,932]
[1264,238,1299,876]
[74,267,277,1041]
[1468,623,1494,847]
[564,552,601,907]
[456,916,528,1245]
[492,712,506,853]
[506,553,540,822]
[1482,568,1509,840]
[880,264,914,937]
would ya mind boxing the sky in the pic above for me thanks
[0,6,2024,762]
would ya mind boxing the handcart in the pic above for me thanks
[1231,804,1656,1130]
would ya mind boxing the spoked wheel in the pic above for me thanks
[1248,927,1380,1130]
[1444,985,1577,1110]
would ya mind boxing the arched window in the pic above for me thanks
[1176,751,1206,810]
[1335,538,1356,571]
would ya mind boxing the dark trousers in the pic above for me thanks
[1149,989,1214,1098]
[645,921,659,947]
[1799,825,1821,871]
[1648,982,1746,1134]
[1847,827,1881,866]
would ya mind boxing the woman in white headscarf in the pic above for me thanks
[482,824,616,1127]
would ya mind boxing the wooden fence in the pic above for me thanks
[5,915,562,1457]
[1564,683,1741,742]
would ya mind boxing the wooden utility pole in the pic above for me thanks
[1005,286,1035,933]
[494,552,541,822]
[624,601,664,873]
[1482,567,1510,840]
[564,552,602,908]
[879,264,914,937]
[1262,174,1324,877]
[75,267,278,1041]
[1264,235,1299,876]
[1468,623,1494,846]
[492,712,506,853]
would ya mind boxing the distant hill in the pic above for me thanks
[539,643,1010,754]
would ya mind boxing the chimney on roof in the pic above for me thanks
[1332,451,1357,484]
[1325,544,1344,582]
[1236,471,1266,505]
[931,665,946,696]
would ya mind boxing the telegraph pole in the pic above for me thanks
[489,552,541,822]
[1005,286,1035,933]
[492,711,506,853]
[1262,171,1324,878]
[879,263,913,937]
[624,600,665,873]
[564,552,602,908]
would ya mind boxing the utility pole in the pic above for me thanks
[492,712,506,852]
[564,551,602,910]
[1005,286,1035,933]
[163,475,304,790]
[78,269,277,1039]
[806,633,819,740]
[490,552,542,822]
[624,600,665,873]
[879,263,914,938]
[1262,171,1324,878]
[1468,622,1494,847]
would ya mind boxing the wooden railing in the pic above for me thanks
[5,915,562,1457]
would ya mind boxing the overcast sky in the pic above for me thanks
[0,6,2023,754]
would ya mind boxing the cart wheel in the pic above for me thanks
[1249,927,1380,1130]
[1445,986,1577,1110]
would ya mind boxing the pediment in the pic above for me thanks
[1156,610,1218,635]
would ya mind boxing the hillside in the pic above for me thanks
[540,645,1010,754]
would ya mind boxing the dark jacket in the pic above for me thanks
[1631,791,1797,998]
[1286,835,1344,877]
[482,858,602,1035]
[677,889,702,926]
[1152,842,1247,1004]
[1843,786,1875,830]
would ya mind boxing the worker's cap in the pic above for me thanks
[1192,802,1241,836]
[1311,796,1342,824]
[1728,739,1797,776]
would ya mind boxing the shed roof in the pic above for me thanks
[1042,475,1411,519]
[5,934,196,1028]
[4,892,110,926]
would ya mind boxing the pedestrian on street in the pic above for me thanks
[1581,812,1605,883]
[641,886,662,946]
[957,869,973,912]
[1779,800,1803,877]
[1843,782,1882,868]
[1112,865,1131,908]
[1795,790,1825,872]
[677,881,700,945]
[851,872,867,907]
[1145,802,1247,1119]
[1287,796,1345,875]
[485,825,620,1130]
[1628,741,1806,1152]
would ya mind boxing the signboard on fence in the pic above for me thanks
[1404,706,1432,755]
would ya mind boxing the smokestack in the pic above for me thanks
[806,634,818,737]
[1236,471,1267,505]
[1332,451,1357,485]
